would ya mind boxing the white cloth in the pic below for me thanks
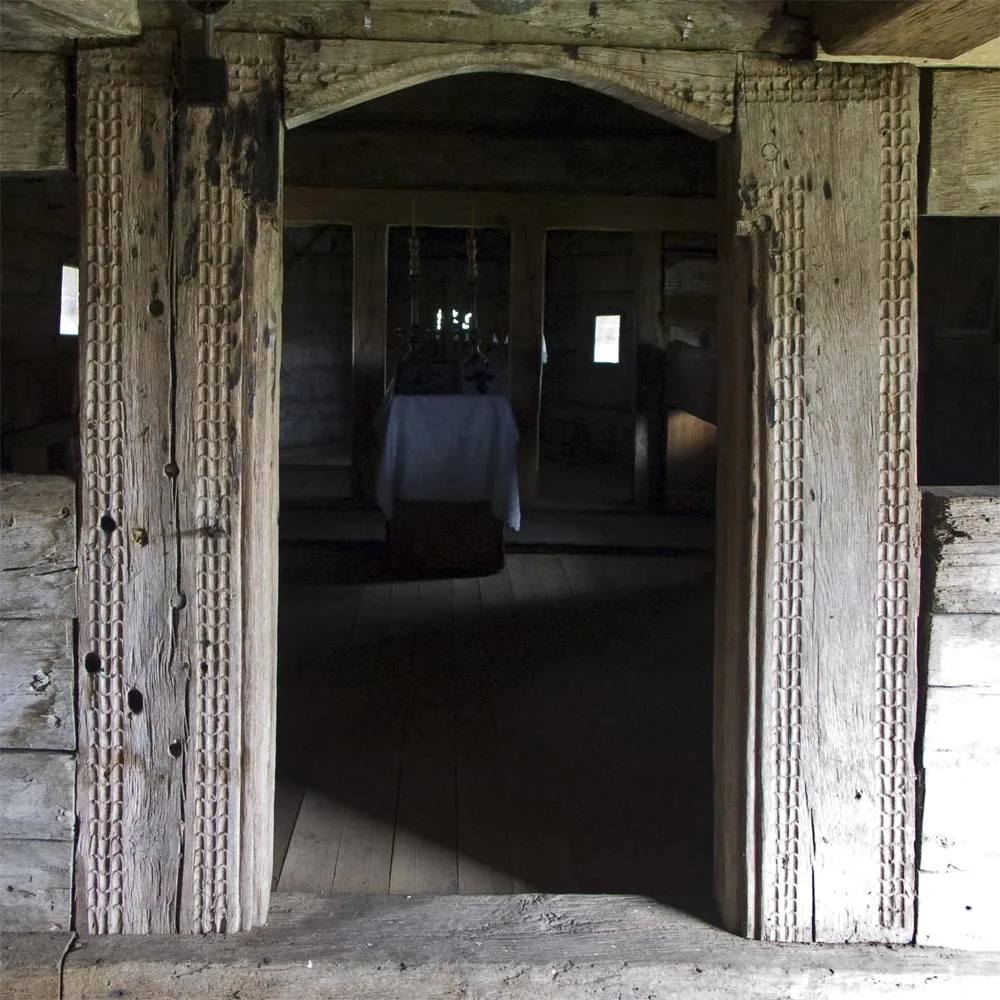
[376,395,521,530]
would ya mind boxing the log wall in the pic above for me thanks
[917,489,1000,951]
[0,474,77,932]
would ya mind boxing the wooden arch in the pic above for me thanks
[283,39,736,138]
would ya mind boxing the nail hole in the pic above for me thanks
[200,662,210,675]
[149,298,165,317]
[171,593,187,610]
[100,514,117,533]
[168,741,183,759]
[164,462,179,478]
[127,688,144,714]
[84,652,102,675]
[854,791,862,801]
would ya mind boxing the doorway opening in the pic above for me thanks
[274,71,721,921]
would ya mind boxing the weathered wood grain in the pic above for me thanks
[712,137,761,937]
[174,33,283,933]
[76,34,183,936]
[0,53,68,172]
[285,39,736,137]
[235,39,284,931]
[926,614,1000,691]
[352,223,387,500]
[0,618,74,750]
[0,0,139,46]
[508,227,545,501]
[0,567,76,619]
[284,186,718,233]
[923,492,1000,614]
[737,58,920,943]
[141,1,809,55]
[0,837,73,931]
[925,70,1000,216]
[0,929,73,999]
[60,893,1000,1000]
[0,750,74,840]
[0,475,75,572]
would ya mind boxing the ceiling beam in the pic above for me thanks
[138,0,810,55]
[791,0,1000,60]
[0,52,68,172]
[0,1,140,50]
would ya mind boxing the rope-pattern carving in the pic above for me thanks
[876,65,915,933]
[742,59,890,104]
[190,159,236,934]
[81,71,127,936]
[765,177,807,943]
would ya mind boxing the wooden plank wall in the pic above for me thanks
[0,474,77,932]
[918,490,1000,951]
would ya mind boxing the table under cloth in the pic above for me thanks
[375,394,521,531]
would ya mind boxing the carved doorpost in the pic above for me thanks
[77,34,283,933]
[716,58,920,943]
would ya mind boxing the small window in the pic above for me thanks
[59,265,79,336]
[593,314,620,364]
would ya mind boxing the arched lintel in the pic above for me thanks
[284,40,735,139]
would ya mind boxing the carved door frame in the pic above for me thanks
[76,36,919,942]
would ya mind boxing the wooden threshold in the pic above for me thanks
[52,894,1000,999]
[284,186,718,233]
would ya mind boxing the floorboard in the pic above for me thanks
[276,546,716,913]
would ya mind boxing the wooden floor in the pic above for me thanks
[275,549,716,918]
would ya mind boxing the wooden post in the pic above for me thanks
[633,232,665,506]
[509,228,546,501]
[174,34,283,934]
[77,32,283,934]
[76,36,183,935]
[727,57,921,943]
[352,224,388,500]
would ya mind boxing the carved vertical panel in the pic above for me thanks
[174,34,283,933]
[762,177,809,942]
[875,65,918,935]
[77,37,183,934]
[737,57,919,943]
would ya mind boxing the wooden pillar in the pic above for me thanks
[509,228,546,501]
[633,232,665,506]
[77,33,283,934]
[717,57,920,943]
[77,36,182,935]
[352,224,388,500]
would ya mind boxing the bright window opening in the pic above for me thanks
[59,265,79,336]
[593,314,620,364]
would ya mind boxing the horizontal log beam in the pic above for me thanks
[284,187,718,233]
[0,0,139,48]
[57,893,1000,998]
[139,1,809,54]
[792,0,1000,59]
[923,69,1000,215]
[0,53,67,172]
